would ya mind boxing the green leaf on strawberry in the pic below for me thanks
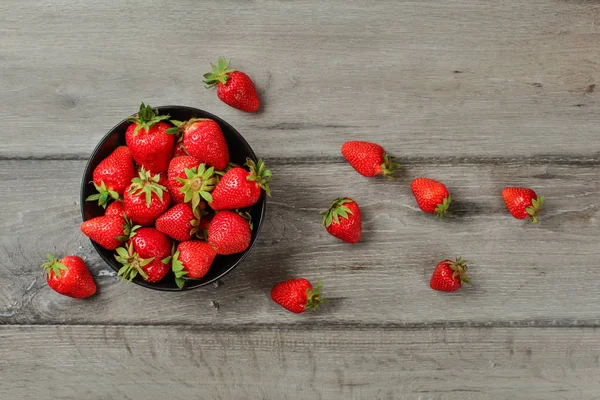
[245,158,272,196]
[114,242,153,282]
[176,163,216,212]
[41,253,69,278]
[128,167,168,207]
[127,103,171,135]
[321,198,354,227]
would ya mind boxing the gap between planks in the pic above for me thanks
[1,153,599,166]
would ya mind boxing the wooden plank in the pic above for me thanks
[1,0,599,159]
[1,160,598,326]
[1,325,600,399]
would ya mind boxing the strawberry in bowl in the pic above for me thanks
[81,104,268,290]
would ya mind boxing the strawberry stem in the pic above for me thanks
[525,195,544,224]
[304,280,326,311]
[128,167,168,207]
[380,153,402,179]
[86,181,120,209]
[245,158,272,196]
[41,254,68,278]
[114,243,152,282]
[175,164,217,212]
[203,58,236,88]
[127,103,171,135]
[444,257,471,285]
[434,195,452,219]
[321,198,354,227]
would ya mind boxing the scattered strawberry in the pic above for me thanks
[41,254,96,299]
[321,198,362,244]
[171,241,217,288]
[430,257,471,292]
[341,141,401,178]
[105,200,126,218]
[411,178,452,218]
[81,215,136,250]
[124,168,171,226]
[126,103,175,173]
[115,227,172,283]
[155,203,202,242]
[208,210,252,255]
[86,146,135,208]
[502,187,544,223]
[168,119,230,170]
[203,58,260,113]
[210,158,271,210]
[271,279,325,313]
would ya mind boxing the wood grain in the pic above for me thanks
[1,0,599,159]
[1,160,598,326]
[2,325,600,400]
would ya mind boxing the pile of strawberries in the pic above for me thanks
[78,101,271,290]
[41,58,545,316]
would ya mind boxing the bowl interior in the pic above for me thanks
[81,105,266,291]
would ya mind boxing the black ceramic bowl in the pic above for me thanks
[81,105,266,291]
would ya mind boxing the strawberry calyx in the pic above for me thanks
[245,158,272,196]
[176,163,216,211]
[525,196,544,224]
[321,198,354,227]
[115,217,141,243]
[305,280,326,311]
[203,57,236,88]
[127,102,171,135]
[86,181,120,209]
[171,250,188,289]
[380,153,402,179]
[114,242,153,282]
[434,195,452,219]
[189,207,205,239]
[128,167,168,207]
[41,254,68,278]
[165,117,208,135]
[445,257,471,285]
[235,208,254,231]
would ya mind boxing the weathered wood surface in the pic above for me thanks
[2,0,600,398]
[1,0,599,160]
[2,325,600,400]
[1,160,598,326]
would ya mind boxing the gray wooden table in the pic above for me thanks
[1,1,599,399]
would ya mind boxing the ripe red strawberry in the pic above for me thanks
[86,146,135,208]
[411,178,452,218]
[169,118,230,170]
[321,198,362,244]
[80,215,136,250]
[430,257,471,292]
[502,187,544,223]
[171,241,217,288]
[203,58,260,113]
[155,203,202,242]
[210,158,272,210]
[208,211,252,255]
[341,141,401,178]
[167,156,216,209]
[115,228,172,283]
[271,279,325,313]
[126,103,175,173]
[41,254,96,299]
[105,200,126,218]
[124,168,171,226]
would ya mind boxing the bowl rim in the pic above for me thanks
[80,105,267,291]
